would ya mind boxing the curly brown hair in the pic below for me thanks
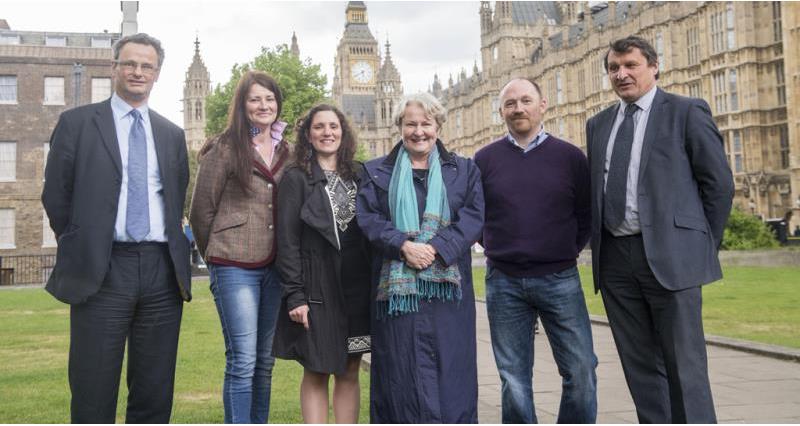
[293,104,358,181]
[199,70,283,192]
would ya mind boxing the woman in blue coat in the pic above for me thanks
[356,93,485,423]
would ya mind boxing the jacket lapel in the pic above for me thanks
[590,105,618,217]
[637,88,666,186]
[300,161,340,250]
[437,140,458,188]
[149,110,172,195]
[594,105,618,170]
[93,100,122,177]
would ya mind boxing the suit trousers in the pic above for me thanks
[599,231,716,423]
[68,242,183,423]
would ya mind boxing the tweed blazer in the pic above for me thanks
[190,138,290,267]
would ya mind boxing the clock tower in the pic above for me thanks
[333,1,380,128]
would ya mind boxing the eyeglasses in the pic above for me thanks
[113,60,158,76]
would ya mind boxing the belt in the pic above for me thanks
[602,228,642,239]
[112,241,169,253]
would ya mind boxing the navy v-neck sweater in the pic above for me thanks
[474,135,591,277]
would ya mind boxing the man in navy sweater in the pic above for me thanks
[474,78,596,423]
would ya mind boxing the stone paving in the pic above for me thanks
[474,300,800,424]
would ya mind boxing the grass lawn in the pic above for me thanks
[472,265,800,349]
[0,285,369,423]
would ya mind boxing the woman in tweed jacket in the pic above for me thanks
[189,71,290,424]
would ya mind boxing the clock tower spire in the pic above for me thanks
[332,1,380,128]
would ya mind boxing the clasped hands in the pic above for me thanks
[400,240,437,270]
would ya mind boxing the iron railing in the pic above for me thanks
[0,255,57,286]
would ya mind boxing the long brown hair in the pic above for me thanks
[293,104,358,181]
[200,70,283,192]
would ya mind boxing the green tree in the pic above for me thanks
[192,44,328,212]
[721,206,780,250]
[205,44,328,141]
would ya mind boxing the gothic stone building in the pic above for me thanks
[0,3,136,283]
[436,1,800,229]
[183,37,210,152]
[332,1,403,159]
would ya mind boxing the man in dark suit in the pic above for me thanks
[585,36,734,423]
[42,33,191,423]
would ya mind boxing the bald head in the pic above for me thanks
[499,78,542,101]
[498,78,548,145]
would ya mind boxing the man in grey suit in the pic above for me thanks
[585,36,733,423]
[42,33,191,423]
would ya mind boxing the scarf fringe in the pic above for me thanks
[377,279,462,320]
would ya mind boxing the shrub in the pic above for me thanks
[721,207,780,250]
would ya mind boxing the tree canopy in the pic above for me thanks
[186,44,329,215]
[204,44,328,142]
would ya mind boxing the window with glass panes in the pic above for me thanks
[0,142,16,181]
[91,78,111,103]
[42,210,56,247]
[779,124,789,169]
[44,77,65,105]
[0,76,17,103]
[0,209,15,249]
[731,130,743,173]
[776,62,786,106]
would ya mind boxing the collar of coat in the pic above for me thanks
[382,139,456,167]
[305,157,364,185]
[253,139,289,181]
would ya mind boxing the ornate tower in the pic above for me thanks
[374,40,402,129]
[373,39,403,157]
[432,73,443,98]
[332,1,380,128]
[290,31,300,57]
[183,36,211,152]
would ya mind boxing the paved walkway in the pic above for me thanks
[473,300,800,423]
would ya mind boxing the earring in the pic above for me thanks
[249,126,261,138]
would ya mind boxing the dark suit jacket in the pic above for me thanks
[42,99,192,304]
[586,88,734,292]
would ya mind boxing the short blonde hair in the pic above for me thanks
[393,92,447,130]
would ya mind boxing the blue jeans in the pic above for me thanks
[209,264,282,424]
[486,265,597,423]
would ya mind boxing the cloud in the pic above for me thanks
[2,1,482,125]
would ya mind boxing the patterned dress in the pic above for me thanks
[324,170,371,354]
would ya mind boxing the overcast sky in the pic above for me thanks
[3,1,481,126]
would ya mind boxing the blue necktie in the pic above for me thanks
[604,103,639,231]
[126,109,150,242]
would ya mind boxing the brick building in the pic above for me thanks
[0,3,136,283]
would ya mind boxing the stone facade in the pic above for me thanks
[0,22,123,260]
[781,3,800,230]
[332,1,403,158]
[182,37,210,152]
[436,1,800,229]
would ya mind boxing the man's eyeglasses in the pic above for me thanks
[113,60,158,76]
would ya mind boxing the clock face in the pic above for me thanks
[351,61,373,84]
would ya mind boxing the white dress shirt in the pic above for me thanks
[110,92,167,242]
[602,84,658,236]
[507,125,548,153]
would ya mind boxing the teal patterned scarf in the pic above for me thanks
[377,145,462,318]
